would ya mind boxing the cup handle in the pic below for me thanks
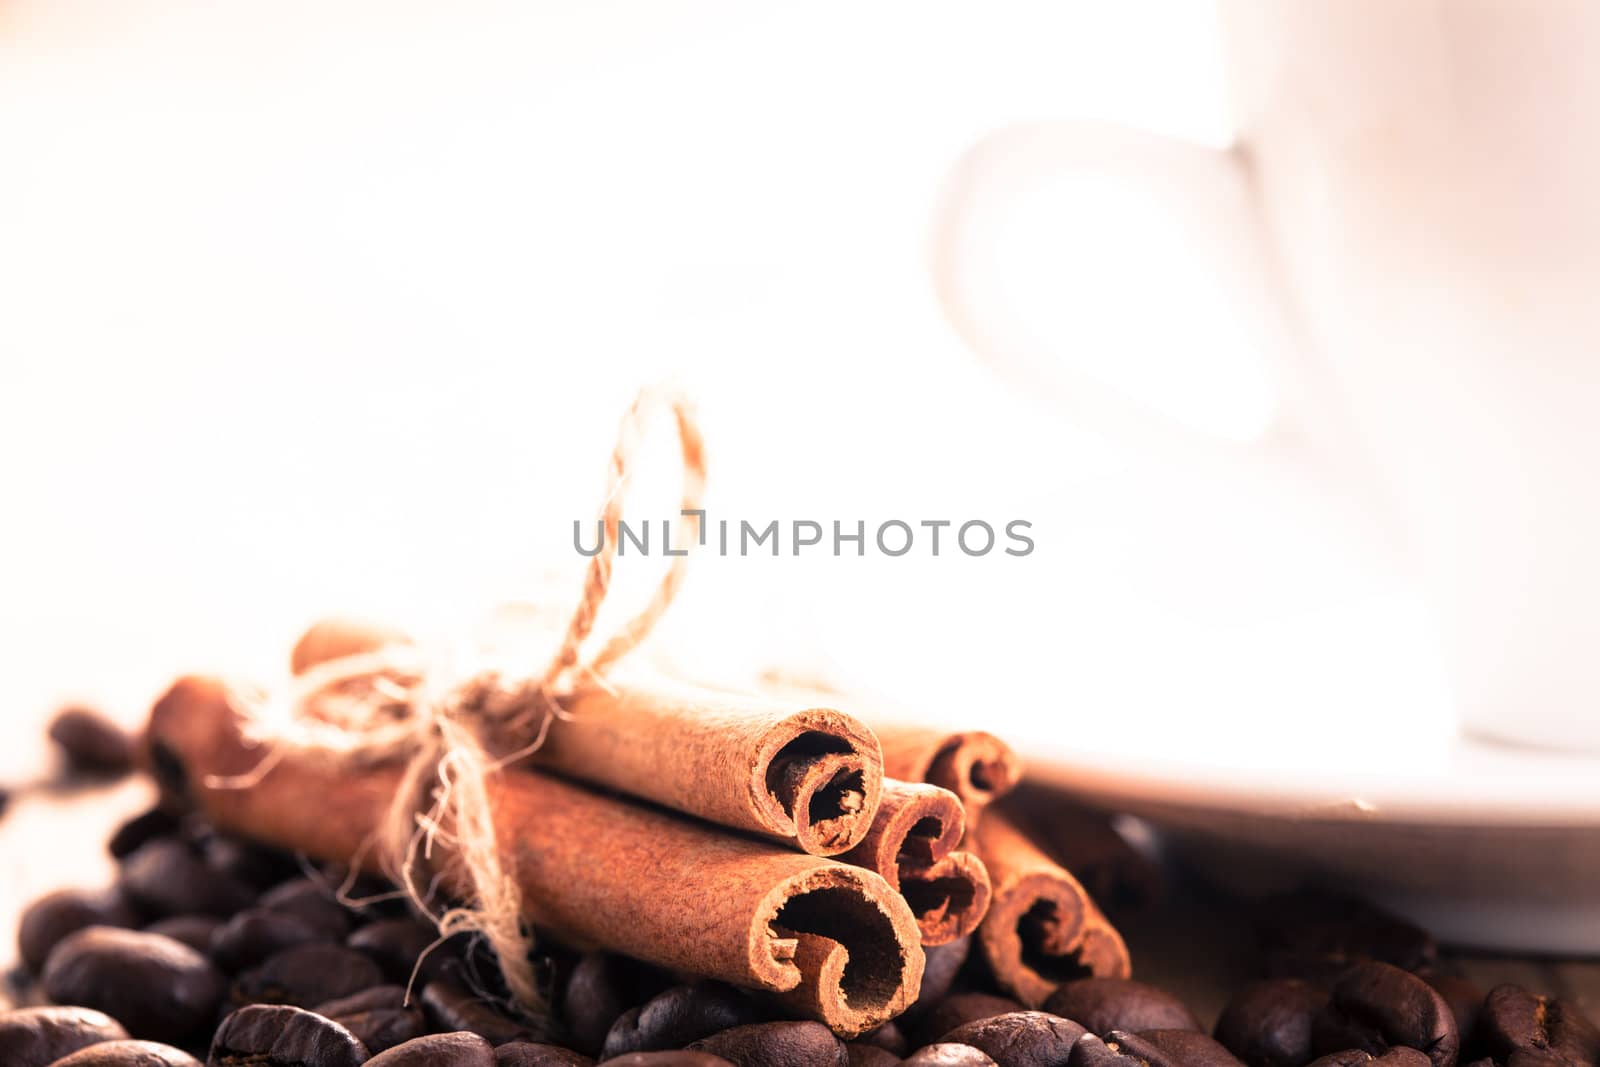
[930,120,1333,472]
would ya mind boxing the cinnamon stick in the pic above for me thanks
[869,723,1022,828]
[968,807,1129,1007]
[1009,786,1161,913]
[144,677,923,1036]
[839,780,991,946]
[541,678,885,856]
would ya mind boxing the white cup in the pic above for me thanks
[932,0,1600,752]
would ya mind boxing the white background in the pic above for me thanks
[0,2,1449,785]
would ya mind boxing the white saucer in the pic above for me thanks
[1025,731,1600,954]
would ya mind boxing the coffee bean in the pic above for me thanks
[1256,894,1435,984]
[902,1045,998,1066]
[1041,978,1200,1036]
[201,835,297,889]
[108,809,183,860]
[686,1021,846,1067]
[45,1039,201,1065]
[600,984,764,1059]
[855,1021,907,1056]
[1475,984,1600,1066]
[1116,1030,1245,1067]
[495,1041,598,1066]
[232,943,385,1009]
[258,879,357,939]
[596,1054,736,1066]
[1067,1033,1157,1067]
[910,995,1024,1049]
[210,910,331,973]
[209,1003,370,1067]
[1306,1052,1432,1067]
[847,1045,902,1067]
[561,953,672,1058]
[118,841,253,919]
[0,1005,130,1067]
[1213,978,1326,1067]
[48,707,134,776]
[1421,977,1482,1051]
[42,927,224,1042]
[419,978,546,1045]
[364,1031,495,1067]
[346,920,439,985]
[904,938,971,1022]
[314,986,427,1054]
[938,1010,1086,1067]
[1311,962,1459,1067]
[19,889,140,972]
[143,917,223,956]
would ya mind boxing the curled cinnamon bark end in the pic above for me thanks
[871,724,1022,828]
[838,780,990,946]
[901,850,992,946]
[758,867,926,1037]
[971,810,1130,1007]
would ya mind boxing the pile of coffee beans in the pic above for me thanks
[5,799,1598,1065]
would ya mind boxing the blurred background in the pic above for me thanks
[0,0,1451,795]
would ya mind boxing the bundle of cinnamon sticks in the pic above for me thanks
[143,620,1137,1039]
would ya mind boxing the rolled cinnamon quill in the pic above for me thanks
[869,723,1022,827]
[144,677,923,1036]
[543,679,885,856]
[969,807,1129,1007]
[839,780,991,946]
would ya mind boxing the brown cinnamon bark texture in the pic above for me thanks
[869,723,1023,827]
[544,679,885,856]
[143,676,923,1036]
[969,807,1130,1007]
[1010,785,1162,913]
[839,780,991,946]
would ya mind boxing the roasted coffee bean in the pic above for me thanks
[258,879,357,938]
[1042,978,1200,1036]
[1213,978,1326,1067]
[1311,962,1459,1067]
[843,1044,902,1067]
[903,1045,999,1066]
[18,889,139,971]
[201,835,297,889]
[910,994,1026,1049]
[904,937,971,1021]
[365,1031,495,1067]
[1305,1051,1432,1067]
[600,983,765,1059]
[41,927,224,1042]
[686,1020,846,1067]
[419,978,545,1045]
[1475,983,1600,1065]
[107,809,183,860]
[208,1003,370,1067]
[346,919,438,985]
[1421,976,1483,1050]
[142,917,223,955]
[315,986,427,1054]
[856,1021,908,1056]
[596,1054,736,1066]
[495,1042,598,1066]
[231,943,385,1009]
[210,909,331,972]
[118,840,253,919]
[48,707,134,775]
[938,1010,1087,1067]
[45,1039,201,1065]
[560,953,672,1058]
[0,1004,130,1067]
[1256,894,1436,984]
[1068,1033,1156,1067]
[1117,1030,1245,1066]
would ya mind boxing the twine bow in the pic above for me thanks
[232,386,705,1018]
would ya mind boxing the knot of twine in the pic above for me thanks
[252,386,705,1019]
